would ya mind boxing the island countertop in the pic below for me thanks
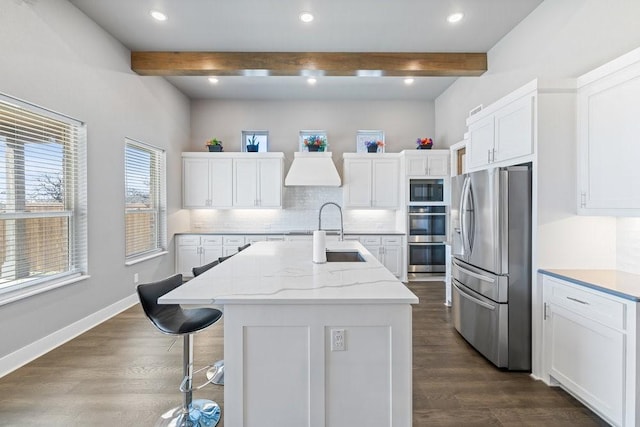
[160,240,418,305]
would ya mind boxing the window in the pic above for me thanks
[0,94,87,296]
[124,138,166,262]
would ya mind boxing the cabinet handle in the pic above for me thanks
[580,192,586,208]
[566,296,589,305]
[487,149,491,163]
[543,302,548,320]
[492,149,496,162]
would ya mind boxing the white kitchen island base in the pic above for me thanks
[160,241,418,427]
[224,303,412,427]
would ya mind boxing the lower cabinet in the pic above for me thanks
[542,275,638,426]
[176,235,223,278]
[358,235,404,278]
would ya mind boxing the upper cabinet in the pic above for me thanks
[577,47,640,215]
[183,152,283,209]
[183,157,233,208]
[343,154,400,209]
[404,150,449,177]
[466,83,535,172]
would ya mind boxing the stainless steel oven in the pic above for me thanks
[408,206,447,242]
[408,178,444,204]
[407,205,447,277]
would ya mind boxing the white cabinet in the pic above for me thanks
[357,235,404,278]
[175,235,223,277]
[343,154,400,209]
[577,47,640,215]
[466,88,535,171]
[542,275,638,426]
[183,157,233,208]
[182,153,283,209]
[222,235,245,257]
[233,157,282,208]
[404,150,450,177]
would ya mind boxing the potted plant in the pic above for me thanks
[304,135,327,152]
[365,140,384,153]
[246,134,259,152]
[206,138,223,152]
[416,137,433,149]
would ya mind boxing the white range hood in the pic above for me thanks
[284,152,341,187]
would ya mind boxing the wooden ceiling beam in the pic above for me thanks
[131,52,487,77]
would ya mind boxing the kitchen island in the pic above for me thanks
[160,240,418,427]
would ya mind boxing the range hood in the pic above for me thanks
[285,152,341,187]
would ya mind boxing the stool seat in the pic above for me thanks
[192,259,219,278]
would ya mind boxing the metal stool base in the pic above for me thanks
[206,360,224,385]
[155,399,221,427]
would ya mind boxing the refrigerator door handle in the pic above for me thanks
[453,259,496,283]
[453,281,495,311]
[460,176,474,255]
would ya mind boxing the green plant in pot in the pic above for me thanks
[246,134,259,152]
[206,138,223,152]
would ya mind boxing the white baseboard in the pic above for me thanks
[0,293,138,378]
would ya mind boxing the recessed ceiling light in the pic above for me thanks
[208,77,219,84]
[299,12,314,23]
[447,12,464,23]
[150,10,167,21]
[404,78,415,85]
[307,77,317,85]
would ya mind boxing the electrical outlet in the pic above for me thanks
[331,329,345,351]
[133,273,139,284]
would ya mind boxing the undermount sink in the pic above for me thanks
[325,250,366,262]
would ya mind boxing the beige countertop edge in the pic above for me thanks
[539,269,640,302]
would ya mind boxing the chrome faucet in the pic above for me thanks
[318,202,344,241]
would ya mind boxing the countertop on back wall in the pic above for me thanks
[175,230,406,236]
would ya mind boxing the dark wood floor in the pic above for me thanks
[0,283,607,426]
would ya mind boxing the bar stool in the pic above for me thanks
[238,243,251,252]
[191,261,224,386]
[137,274,222,427]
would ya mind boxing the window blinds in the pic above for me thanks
[0,94,87,293]
[124,138,166,260]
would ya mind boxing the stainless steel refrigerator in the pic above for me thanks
[450,164,532,370]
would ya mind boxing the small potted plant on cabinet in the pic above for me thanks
[246,134,259,152]
[416,138,433,149]
[304,135,327,152]
[365,140,384,153]
[206,138,223,152]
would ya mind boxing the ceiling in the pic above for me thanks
[69,0,544,101]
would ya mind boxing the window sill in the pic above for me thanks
[125,250,168,266]
[0,275,90,307]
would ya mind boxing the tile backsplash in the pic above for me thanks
[617,217,640,275]
[189,186,401,233]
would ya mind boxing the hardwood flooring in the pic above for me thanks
[0,282,607,426]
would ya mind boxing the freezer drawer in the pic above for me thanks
[452,258,508,303]
[452,280,508,368]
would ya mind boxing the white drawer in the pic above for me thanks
[266,235,285,241]
[177,235,200,246]
[201,235,223,245]
[245,235,267,243]
[546,277,626,330]
[223,236,245,246]
[382,236,402,245]
[360,236,382,246]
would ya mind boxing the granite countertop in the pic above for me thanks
[539,269,640,302]
[160,240,418,305]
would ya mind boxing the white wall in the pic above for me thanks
[0,1,191,363]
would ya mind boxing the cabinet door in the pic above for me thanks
[494,94,534,163]
[209,158,233,208]
[344,159,372,208]
[233,159,258,207]
[545,304,624,426]
[382,245,402,277]
[406,157,427,176]
[578,70,640,212]
[176,244,202,277]
[466,116,494,171]
[257,159,282,207]
[427,154,449,176]
[183,158,210,208]
[372,159,399,208]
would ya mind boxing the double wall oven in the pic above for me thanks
[407,205,447,279]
